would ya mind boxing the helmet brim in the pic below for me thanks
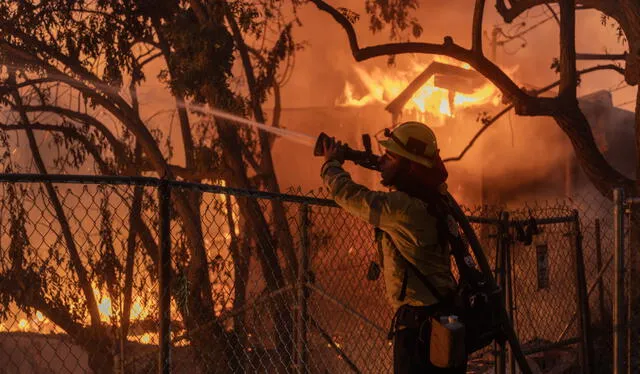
[378,139,434,168]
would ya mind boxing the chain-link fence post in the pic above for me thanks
[158,179,172,374]
[625,196,640,374]
[613,188,625,374]
[572,210,593,374]
[495,211,509,374]
[296,203,310,374]
[594,219,607,324]
[505,218,516,374]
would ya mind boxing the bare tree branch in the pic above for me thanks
[0,122,112,172]
[138,51,163,67]
[545,3,561,25]
[473,0,487,53]
[310,0,530,104]
[443,105,513,163]
[444,64,626,163]
[17,104,127,161]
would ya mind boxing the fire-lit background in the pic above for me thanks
[0,0,637,373]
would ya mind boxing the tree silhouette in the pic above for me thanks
[0,1,303,372]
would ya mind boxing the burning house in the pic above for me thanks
[273,60,636,208]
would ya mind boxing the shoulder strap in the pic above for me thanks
[376,229,447,302]
[400,255,447,302]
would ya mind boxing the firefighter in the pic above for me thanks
[320,121,466,373]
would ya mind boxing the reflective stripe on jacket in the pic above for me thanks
[321,160,456,311]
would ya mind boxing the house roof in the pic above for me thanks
[384,62,485,115]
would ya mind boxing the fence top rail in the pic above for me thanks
[467,215,575,226]
[0,173,339,207]
[0,173,582,221]
[626,197,640,205]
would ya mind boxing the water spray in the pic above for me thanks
[188,103,381,170]
[183,103,316,147]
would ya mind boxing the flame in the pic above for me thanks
[36,311,45,322]
[130,301,148,320]
[93,285,151,322]
[140,333,152,344]
[18,319,29,331]
[338,57,499,123]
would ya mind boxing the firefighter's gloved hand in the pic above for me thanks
[322,136,345,164]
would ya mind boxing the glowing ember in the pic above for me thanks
[338,57,499,123]
[140,333,152,344]
[36,311,45,322]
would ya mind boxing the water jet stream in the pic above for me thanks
[184,103,316,147]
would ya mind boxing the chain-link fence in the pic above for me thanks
[0,174,628,373]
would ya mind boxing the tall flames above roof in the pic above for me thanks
[338,56,503,125]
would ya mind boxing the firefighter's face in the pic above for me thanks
[379,151,403,186]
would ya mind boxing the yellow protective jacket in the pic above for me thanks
[321,160,456,311]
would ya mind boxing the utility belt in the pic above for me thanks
[389,304,444,334]
[390,304,466,369]
[388,302,454,341]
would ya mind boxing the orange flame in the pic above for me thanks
[338,57,499,124]
[92,285,150,322]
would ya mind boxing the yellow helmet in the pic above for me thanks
[378,121,439,168]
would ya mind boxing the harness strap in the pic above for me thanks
[402,258,447,302]
[398,268,409,301]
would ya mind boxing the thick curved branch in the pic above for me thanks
[311,0,529,104]
[577,53,628,60]
[311,0,360,54]
[444,64,626,163]
[496,0,639,85]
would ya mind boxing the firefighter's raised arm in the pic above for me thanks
[321,159,405,230]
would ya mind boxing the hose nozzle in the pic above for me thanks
[314,132,381,171]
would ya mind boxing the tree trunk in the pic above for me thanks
[552,102,636,197]
[214,116,293,369]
